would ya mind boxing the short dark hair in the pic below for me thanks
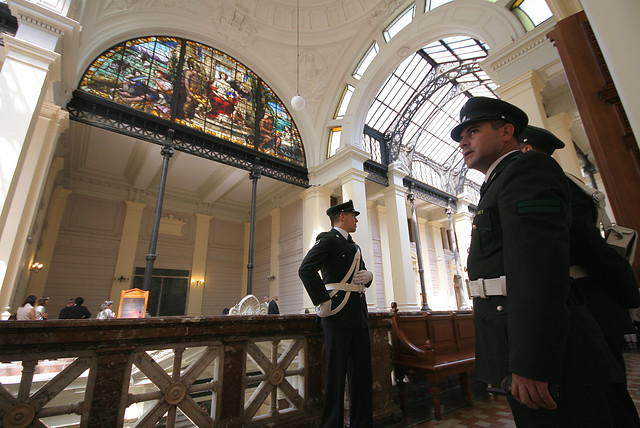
[75,297,84,305]
[330,213,341,226]
[487,119,520,140]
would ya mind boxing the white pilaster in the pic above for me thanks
[429,221,452,310]
[187,213,212,315]
[109,201,147,309]
[383,162,418,311]
[0,102,68,319]
[417,217,435,306]
[548,113,582,178]
[495,69,547,128]
[269,207,281,299]
[375,205,395,309]
[299,186,333,312]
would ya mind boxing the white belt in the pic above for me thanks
[570,265,589,279]
[468,276,506,299]
[326,283,366,293]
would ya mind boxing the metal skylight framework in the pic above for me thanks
[364,37,498,201]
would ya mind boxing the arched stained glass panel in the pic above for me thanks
[78,36,305,167]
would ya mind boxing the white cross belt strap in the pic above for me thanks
[323,248,362,316]
[468,276,506,299]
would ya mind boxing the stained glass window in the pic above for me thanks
[79,36,305,167]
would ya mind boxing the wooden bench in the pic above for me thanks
[391,310,475,419]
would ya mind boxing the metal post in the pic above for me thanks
[446,203,470,309]
[142,130,175,292]
[246,165,261,295]
[408,185,430,312]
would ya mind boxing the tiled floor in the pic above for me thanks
[398,349,640,428]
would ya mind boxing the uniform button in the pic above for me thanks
[496,305,504,312]
[472,225,477,229]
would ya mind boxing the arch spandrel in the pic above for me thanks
[77,36,306,169]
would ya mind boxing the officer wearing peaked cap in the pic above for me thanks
[456,97,625,426]
[299,199,373,427]
[519,125,640,426]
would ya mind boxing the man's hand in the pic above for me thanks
[315,300,332,317]
[352,270,373,285]
[510,373,557,410]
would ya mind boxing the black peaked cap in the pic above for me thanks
[451,96,529,142]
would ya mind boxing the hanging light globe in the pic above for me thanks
[291,94,306,111]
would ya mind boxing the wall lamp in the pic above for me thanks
[30,262,44,272]
[191,279,204,287]
[114,275,130,283]
[266,275,276,281]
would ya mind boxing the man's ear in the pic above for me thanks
[522,144,534,152]
[502,122,516,140]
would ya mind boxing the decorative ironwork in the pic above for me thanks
[68,91,309,187]
[403,176,456,210]
[363,160,389,186]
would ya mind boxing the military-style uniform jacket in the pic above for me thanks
[298,228,370,328]
[468,151,623,387]
[569,179,640,338]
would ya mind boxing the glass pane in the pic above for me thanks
[158,278,188,316]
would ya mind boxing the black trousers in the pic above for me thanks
[507,382,640,428]
[321,325,373,428]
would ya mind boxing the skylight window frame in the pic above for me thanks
[383,4,415,42]
[353,42,379,80]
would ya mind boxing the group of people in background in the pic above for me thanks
[12,296,115,320]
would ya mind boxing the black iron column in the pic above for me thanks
[246,164,261,295]
[142,130,175,291]
[408,184,430,312]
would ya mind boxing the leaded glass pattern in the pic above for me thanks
[79,37,305,167]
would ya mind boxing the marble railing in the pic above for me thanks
[0,313,399,428]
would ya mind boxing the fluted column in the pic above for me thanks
[383,162,418,311]
[187,213,212,315]
[299,186,332,312]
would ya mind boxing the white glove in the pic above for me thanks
[352,269,373,285]
[315,300,332,317]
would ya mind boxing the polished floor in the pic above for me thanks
[395,347,640,428]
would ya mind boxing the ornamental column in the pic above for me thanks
[375,205,395,309]
[300,186,332,312]
[187,213,212,315]
[383,162,418,311]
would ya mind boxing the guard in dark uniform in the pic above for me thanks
[519,125,640,426]
[452,97,625,427]
[298,200,373,428]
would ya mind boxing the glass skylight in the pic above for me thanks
[365,37,497,192]
[383,4,415,42]
[353,42,379,80]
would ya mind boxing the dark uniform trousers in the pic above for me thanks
[298,228,373,428]
[468,151,635,427]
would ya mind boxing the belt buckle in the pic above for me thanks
[471,278,487,299]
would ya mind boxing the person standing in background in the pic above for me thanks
[17,295,37,320]
[61,297,92,319]
[268,295,280,314]
[35,297,50,320]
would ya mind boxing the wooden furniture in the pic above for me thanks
[391,311,475,419]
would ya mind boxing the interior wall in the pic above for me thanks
[202,218,245,316]
[251,215,272,307]
[43,193,124,317]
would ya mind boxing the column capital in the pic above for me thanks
[2,34,60,76]
[124,200,147,213]
[495,69,545,100]
[300,185,333,201]
[195,212,213,222]
[9,0,80,49]
[338,167,368,184]
[311,145,369,188]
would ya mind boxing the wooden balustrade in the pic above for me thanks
[0,313,400,428]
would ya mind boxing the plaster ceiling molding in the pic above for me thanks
[480,19,557,86]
